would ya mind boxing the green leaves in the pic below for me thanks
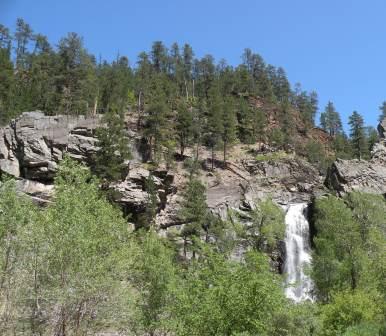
[168,250,287,336]
[94,107,132,181]
[0,158,131,334]
[312,193,386,335]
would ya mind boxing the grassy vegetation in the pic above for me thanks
[255,150,291,162]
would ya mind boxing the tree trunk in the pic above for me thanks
[92,95,98,116]
[192,79,195,98]
[180,139,185,157]
[211,146,214,171]
[223,141,227,166]
[184,78,189,101]
[137,91,142,129]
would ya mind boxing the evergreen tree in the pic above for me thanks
[176,100,193,156]
[221,96,237,163]
[94,106,131,181]
[179,178,208,257]
[150,41,168,73]
[14,18,33,69]
[191,98,207,160]
[98,56,133,112]
[272,66,291,103]
[348,111,367,159]
[320,101,343,136]
[57,32,97,115]
[143,174,159,228]
[182,43,194,98]
[206,85,223,170]
[366,126,378,152]
[143,76,171,161]
[0,24,14,124]
[378,101,386,122]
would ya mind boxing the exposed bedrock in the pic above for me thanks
[326,119,386,196]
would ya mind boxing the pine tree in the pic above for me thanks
[150,41,168,73]
[14,18,33,69]
[320,101,343,136]
[57,32,97,115]
[349,111,367,159]
[221,97,237,163]
[206,86,223,170]
[144,174,159,228]
[378,101,386,122]
[179,178,208,258]
[0,24,14,124]
[94,106,131,181]
[176,100,193,156]
[143,78,170,162]
[272,67,291,103]
[366,126,378,152]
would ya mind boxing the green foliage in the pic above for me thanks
[94,107,131,181]
[242,199,285,252]
[0,158,131,334]
[319,290,384,336]
[366,126,378,152]
[304,140,333,173]
[1,18,378,165]
[378,101,386,122]
[128,230,178,335]
[320,101,343,137]
[312,196,362,300]
[34,157,129,333]
[168,250,288,336]
[221,96,237,162]
[137,174,159,229]
[1,18,386,336]
[176,100,193,156]
[333,132,354,159]
[268,128,286,147]
[348,111,368,159]
[179,178,208,256]
[237,98,266,144]
[0,180,39,333]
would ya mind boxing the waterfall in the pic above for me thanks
[284,203,313,302]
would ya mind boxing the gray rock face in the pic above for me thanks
[326,119,386,195]
[0,111,325,230]
[378,118,386,139]
[326,158,386,195]
[110,164,176,226]
[0,111,101,201]
[0,127,20,177]
[15,179,54,205]
[11,111,100,181]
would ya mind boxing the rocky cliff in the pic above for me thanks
[0,111,326,226]
[325,119,386,196]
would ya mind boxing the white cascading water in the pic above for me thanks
[284,203,314,302]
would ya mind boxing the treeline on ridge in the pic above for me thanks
[1,19,384,169]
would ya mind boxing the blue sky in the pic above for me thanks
[1,0,384,128]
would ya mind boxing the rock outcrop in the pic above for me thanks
[0,111,330,273]
[326,119,386,195]
[0,111,325,228]
[378,118,386,139]
[0,111,101,181]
